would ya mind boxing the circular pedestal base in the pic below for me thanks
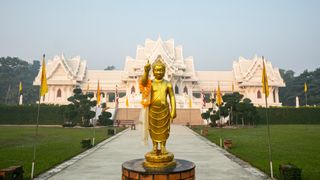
[144,151,175,169]
[122,159,195,180]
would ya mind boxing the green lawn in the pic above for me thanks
[192,125,320,180]
[0,126,125,179]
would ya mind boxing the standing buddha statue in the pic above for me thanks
[139,55,176,168]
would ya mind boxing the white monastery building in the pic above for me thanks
[34,37,285,108]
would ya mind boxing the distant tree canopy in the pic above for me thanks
[104,65,116,70]
[279,68,320,106]
[0,57,40,104]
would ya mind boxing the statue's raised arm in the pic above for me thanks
[141,61,151,86]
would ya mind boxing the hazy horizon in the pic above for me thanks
[1,0,319,74]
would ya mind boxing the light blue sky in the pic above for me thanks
[1,0,319,74]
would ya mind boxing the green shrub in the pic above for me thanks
[0,104,64,124]
[257,107,320,124]
[80,138,92,149]
[62,121,76,127]
[279,163,302,180]
[98,111,113,126]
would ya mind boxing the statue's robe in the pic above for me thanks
[149,80,170,143]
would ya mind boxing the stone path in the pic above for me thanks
[36,125,269,180]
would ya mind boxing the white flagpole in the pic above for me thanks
[19,94,23,105]
[31,93,41,179]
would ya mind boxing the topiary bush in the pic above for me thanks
[81,138,92,149]
[98,111,113,126]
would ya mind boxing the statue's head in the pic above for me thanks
[152,55,166,80]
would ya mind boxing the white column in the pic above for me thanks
[276,87,279,103]
[135,79,140,94]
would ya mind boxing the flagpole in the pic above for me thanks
[31,93,41,179]
[93,104,97,146]
[31,54,47,179]
[219,105,222,147]
[264,92,273,179]
[262,57,273,179]
[93,80,101,146]
[189,96,191,125]
[305,91,307,106]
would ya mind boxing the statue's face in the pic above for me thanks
[153,65,165,80]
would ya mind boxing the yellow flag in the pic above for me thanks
[304,82,307,93]
[189,97,192,108]
[216,82,223,106]
[96,80,101,105]
[86,83,89,92]
[232,82,234,92]
[40,54,48,96]
[262,60,269,97]
[125,96,129,107]
[19,81,23,94]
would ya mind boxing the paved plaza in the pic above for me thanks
[36,125,269,180]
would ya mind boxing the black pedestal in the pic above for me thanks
[122,159,195,180]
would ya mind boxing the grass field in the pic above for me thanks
[0,126,125,179]
[192,125,320,179]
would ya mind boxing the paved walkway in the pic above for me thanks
[36,125,268,180]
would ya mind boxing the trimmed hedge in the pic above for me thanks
[0,104,65,124]
[257,107,320,124]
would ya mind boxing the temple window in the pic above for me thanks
[131,86,135,94]
[193,92,201,98]
[101,92,105,98]
[57,89,62,98]
[108,92,115,102]
[257,90,262,99]
[119,92,126,98]
[183,86,188,94]
[175,85,179,94]
[273,89,276,103]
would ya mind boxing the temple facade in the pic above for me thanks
[33,37,285,108]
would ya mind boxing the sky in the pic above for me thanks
[0,0,319,74]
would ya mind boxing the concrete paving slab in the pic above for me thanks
[36,125,269,180]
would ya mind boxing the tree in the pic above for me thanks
[201,108,211,125]
[98,111,113,126]
[236,98,258,125]
[222,92,243,124]
[62,104,78,124]
[104,65,116,70]
[67,88,96,126]
[0,57,40,104]
[279,69,295,82]
[279,68,320,106]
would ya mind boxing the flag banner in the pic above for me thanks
[232,82,234,92]
[304,82,307,93]
[262,59,269,97]
[216,82,223,106]
[189,97,192,108]
[126,96,129,107]
[40,54,48,97]
[97,80,101,105]
[86,83,90,92]
[19,81,23,95]
[201,89,206,107]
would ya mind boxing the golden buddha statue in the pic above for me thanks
[140,55,176,169]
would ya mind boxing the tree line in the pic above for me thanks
[279,68,320,106]
[0,57,40,104]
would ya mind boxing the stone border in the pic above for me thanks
[35,128,130,180]
[185,126,271,180]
